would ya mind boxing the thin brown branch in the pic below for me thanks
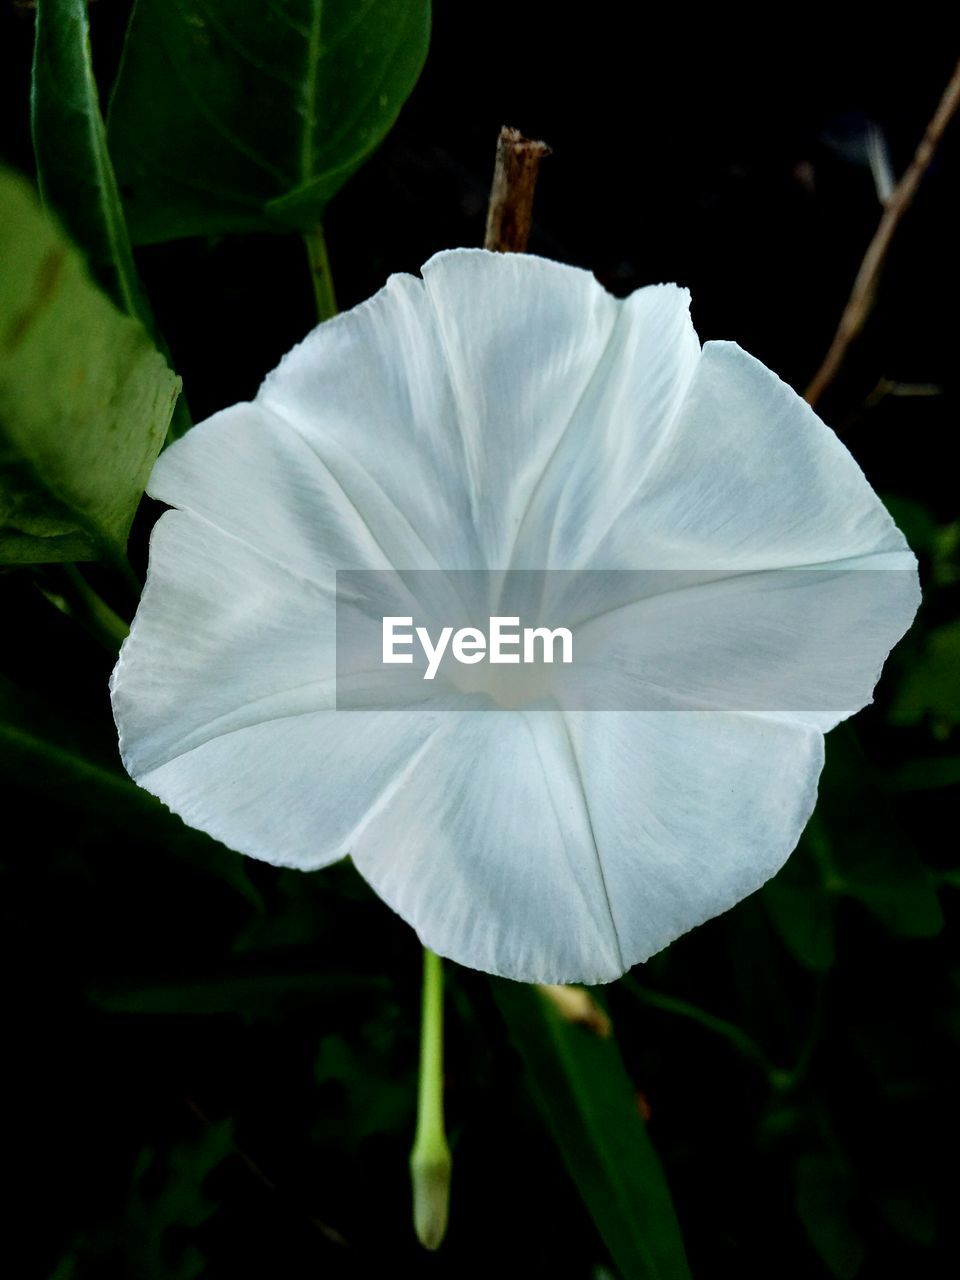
[483,125,551,252]
[805,56,960,409]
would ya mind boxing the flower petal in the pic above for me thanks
[349,710,625,982]
[254,264,485,570]
[504,279,702,568]
[111,510,448,864]
[148,402,399,581]
[419,249,629,565]
[257,249,650,570]
[348,706,823,982]
[584,341,910,569]
[553,559,920,731]
[562,709,825,967]
[150,253,700,577]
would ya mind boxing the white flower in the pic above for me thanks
[110,249,919,984]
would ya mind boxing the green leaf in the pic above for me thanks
[126,1122,234,1280]
[107,0,432,242]
[763,818,837,972]
[47,1257,78,1280]
[875,1186,936,1246]
[880,496,938,559]
[888,755,960,792]
[492,980,691,1280]
[767,731,942,950]
[31,0,191,439]
[31,0,151,324]
[313,1009,414,1140]
[816,727,943,938]
[889,619,960,730]
[794,1154,864,1279]
[0,169,179,564]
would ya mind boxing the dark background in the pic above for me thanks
[2,4,959,1277]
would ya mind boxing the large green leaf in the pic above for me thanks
[107,0,432,242]
[31,0,151,325]
[31,0,191,439]
[492,980,691,1280]
[0,169,179,564]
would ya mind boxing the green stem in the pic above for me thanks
[409,947,451,1250]
[303,224,338,323]
[39,565,130,654]
[620,976,781,1083]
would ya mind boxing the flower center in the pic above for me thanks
[445,657,557,710]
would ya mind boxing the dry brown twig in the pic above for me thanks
[484,125,551,252]
[805,56,960,408]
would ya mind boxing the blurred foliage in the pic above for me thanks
[1,3,958,1278]
[890,620,960,733]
